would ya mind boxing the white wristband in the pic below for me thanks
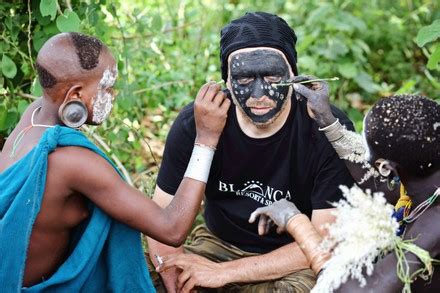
[184,144,215,183]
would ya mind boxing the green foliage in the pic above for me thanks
[1,0,439,181]
[416,19,440,72]
[416,19,440,47]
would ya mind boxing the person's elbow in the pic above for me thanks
[160,228,187,247]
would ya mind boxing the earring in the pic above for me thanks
[387,175,400,191]
[58,99,88,128]
[378,160,392,177]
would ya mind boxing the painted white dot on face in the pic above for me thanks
[240,90,244,94]
[234,91,238,95]
[260,85,264,89]
[269,90,274,96]
[280,94,284,100]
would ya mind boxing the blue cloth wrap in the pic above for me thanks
[0,126,155,292]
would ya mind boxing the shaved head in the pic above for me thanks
[36,32,114,101]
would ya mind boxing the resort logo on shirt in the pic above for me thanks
[218,180,291,206]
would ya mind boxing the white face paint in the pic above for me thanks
[92,65,118,124]
[361,115,372,162]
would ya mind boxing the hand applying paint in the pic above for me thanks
[293,75,337,128]
[194,82,231,148]
[248,199,301,235]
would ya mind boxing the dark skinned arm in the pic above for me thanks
[50,81,230,247]
[51,146,203,246]
[293,75,398,199]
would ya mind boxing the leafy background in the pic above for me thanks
[1,0,439,193]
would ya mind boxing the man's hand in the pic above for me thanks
[194,81,231,148]
[159,267,180,293]
[157,254,228,293]
[293,75,336,128]
[249,199,301,235]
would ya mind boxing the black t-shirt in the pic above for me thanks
[157,98,355,253]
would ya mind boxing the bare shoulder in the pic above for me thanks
[47,146,121,188]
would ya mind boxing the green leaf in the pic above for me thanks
[0,106,6,130]
[0,107,18,131]
[427,45,440,70]
[40,0,58,21]
[354,71,381,93]
[338,63,358,78]
[17,100,29,115]
[151,14,162,31]
[31,78,43,97]
[56,10,81,32]
[416,20,440,47]
[1,55,17,79]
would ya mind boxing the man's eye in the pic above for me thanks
[265,76,282,83]
[237,77,254,85]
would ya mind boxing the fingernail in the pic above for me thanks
[293,83,299,90]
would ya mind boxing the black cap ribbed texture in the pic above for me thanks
[220,12,298,82]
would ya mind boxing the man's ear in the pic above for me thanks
[58,85,89,128]
[375,159,397,177]
[62,85,83,104]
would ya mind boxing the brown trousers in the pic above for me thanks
[148,225,316,293]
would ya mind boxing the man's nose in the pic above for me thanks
[251,79,267,99]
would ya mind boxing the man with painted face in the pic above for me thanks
[149,12,355,292]
[0,32,229,291]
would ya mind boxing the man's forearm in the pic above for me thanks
[220,242,309,284]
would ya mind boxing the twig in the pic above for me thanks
[18,92,38,100]
[55,1,63,15]
[27,0,34,71]
[0,92,38,100]
[110,4,129,77]
[133,79,190,94]
[273,77,340,88]
[65,0,72,11]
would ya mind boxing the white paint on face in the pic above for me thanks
[362,115,372,162]
[92,66,118,124]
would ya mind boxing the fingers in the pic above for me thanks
[220,96,231,110]
[156,254,182,272]
[248,209,261,223]
[265,218,273,235]
[181,277,197,293]
[213,90,226,107]
[258,214,268,236]
[204,82,222,102]
[195,82,212,102]
[292,75,317,83]
[293,83,315,99]
[276,226,286,234]
[177,270,191,292]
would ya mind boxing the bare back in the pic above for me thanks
[0,101,90,287]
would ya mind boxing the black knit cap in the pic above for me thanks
[220,12,298,82]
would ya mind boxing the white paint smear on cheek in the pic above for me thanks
[92,67,118,123]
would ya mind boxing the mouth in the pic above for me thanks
[249,106,273,115]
